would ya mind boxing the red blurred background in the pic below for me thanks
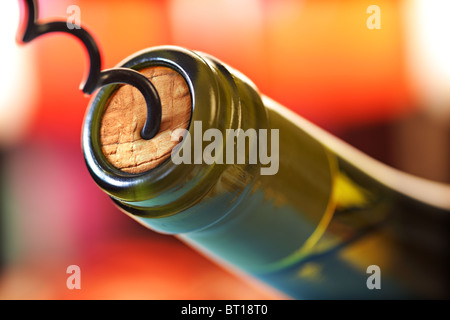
[0,0,449,299]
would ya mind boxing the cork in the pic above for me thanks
[100,66,191,174]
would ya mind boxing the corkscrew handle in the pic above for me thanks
[17,0,162,139]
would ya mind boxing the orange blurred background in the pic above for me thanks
[0,0,449,299]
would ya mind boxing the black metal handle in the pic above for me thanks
[17,0,161,140]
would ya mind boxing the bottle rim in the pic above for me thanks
[82,46,238,214]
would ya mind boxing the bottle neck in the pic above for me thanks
[82,46,268,233]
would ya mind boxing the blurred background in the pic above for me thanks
[0,0,449,299]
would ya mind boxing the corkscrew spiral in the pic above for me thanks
[17,0,162,139]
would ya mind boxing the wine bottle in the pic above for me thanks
[82,46,450,299]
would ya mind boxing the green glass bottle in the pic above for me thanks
[82,46,450,299]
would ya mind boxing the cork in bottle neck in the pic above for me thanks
[99,66,191,174]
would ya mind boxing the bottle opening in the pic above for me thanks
[82,46,236,209]
[100,66,192,174]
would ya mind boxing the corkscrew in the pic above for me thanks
[17,0,162,140]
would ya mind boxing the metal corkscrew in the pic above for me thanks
[17,0,162,140]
